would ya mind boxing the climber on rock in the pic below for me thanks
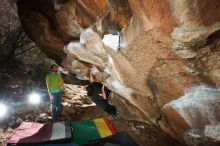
[87,70,119,116]
[46,64,64,120]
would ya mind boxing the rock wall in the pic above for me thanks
[17,0,220,144]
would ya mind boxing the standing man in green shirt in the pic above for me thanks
[46,64,64,119]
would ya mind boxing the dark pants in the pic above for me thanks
[51,92,62,119]
[89,94,117,115]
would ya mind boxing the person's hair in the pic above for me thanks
[86,82,107,96]
[50,64,58,70]
[86,85,95,96]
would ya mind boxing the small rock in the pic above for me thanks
[205,125,220,141]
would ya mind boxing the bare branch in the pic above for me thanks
[15,27,25,46]
[14,45,35,57]
[17,41,33,48]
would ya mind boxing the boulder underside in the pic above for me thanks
[17,0,220,144]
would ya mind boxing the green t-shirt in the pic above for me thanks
[46,72,64,93]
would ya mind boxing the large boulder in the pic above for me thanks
[162,86,220,140]
[17,0,220,144]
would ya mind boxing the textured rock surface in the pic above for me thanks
[17,0,220,144]
[205,125,220,142]
[162,86,220,139]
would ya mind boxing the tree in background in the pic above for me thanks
[0,0,35,69]
[0,0,54,88]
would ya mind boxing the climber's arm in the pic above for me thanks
[102,85,107,100]
[89,70,95,83]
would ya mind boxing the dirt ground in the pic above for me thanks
[0,84,185,146]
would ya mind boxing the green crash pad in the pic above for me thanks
[71,117,116,146]
[38,143,79,146]
[71,120,100,145]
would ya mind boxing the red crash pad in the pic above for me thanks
[4,121,72,146]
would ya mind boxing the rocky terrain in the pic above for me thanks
[0,0,219,145]
[0,83,184,146]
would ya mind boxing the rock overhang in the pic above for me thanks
[16,0,220,143]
